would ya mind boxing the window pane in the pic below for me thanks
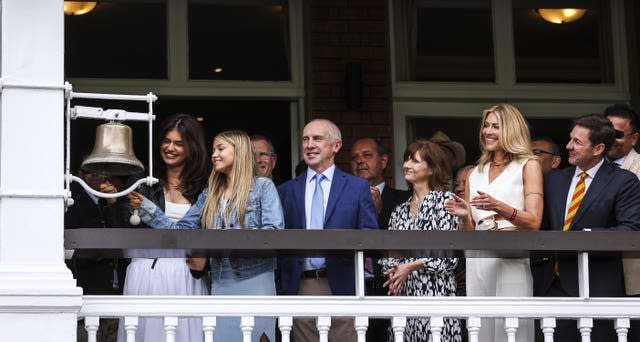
[188,1,291,81]
[395,0,495,82]
[65,1,168,79]
[513,0,613,83]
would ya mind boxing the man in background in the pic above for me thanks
[350,137,409,342]
[605,103,640,342]
[532,137,562,175]
[251,134,279,181]
[66,158,129,342]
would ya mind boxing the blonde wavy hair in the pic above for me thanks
[477,103,536,171]
[201,130,258,229]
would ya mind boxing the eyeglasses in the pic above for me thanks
[615,129,635,139]
[532,149,557,157]
[254,152,275,159]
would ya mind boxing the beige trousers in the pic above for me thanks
[292,278,356,342]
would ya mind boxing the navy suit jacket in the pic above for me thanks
[276,167,378,295]
[534,161,640,297]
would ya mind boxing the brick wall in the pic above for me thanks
[308,0,395,182]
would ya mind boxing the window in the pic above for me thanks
[394,0,495,82]
[65,1,168,79]
[188,0,291,81]
[513,0,613,83]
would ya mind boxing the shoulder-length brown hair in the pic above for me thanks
[403,139,451,191]
[155,114,210,199]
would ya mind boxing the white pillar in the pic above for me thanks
[0,1,81,341]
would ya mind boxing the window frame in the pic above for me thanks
[389,0,629,100]
[66,0,306,177]
[389,0,630,187]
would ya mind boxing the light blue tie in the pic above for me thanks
[309,174,325,269]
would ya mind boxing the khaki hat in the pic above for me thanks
[429,131,466,170]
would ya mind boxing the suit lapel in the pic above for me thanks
[325,169,347,223]
[570,162,614,229]
[295,173,308,229]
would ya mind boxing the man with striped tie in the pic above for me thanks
[535,114,640,342]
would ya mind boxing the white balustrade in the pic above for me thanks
[78,295,640,342]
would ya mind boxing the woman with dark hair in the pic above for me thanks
[118,114,211,342]
[129,130,284,342]
[380,139,461,342]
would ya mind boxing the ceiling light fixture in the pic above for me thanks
[537,8,586,24]
[64,1,98,16]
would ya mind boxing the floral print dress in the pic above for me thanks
[380,190,462,342]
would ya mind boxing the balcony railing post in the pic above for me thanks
[541,317,556,342]
[278,316,293,342]
[392,316,406,342]
[354,316,369,342]
[124,316,139,342]
[467,317,481,342]
[164,316,178,342]
[578,317,593,341]
[84,316,100,342]
[504,317,519,342]
[578,252,590,298]
[202,316,216,342]
[240,316,255,342]
[615,318,630,342]
[430,316,444,342]
[355,250,365,297]
[317,316,331,342]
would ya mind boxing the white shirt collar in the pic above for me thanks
[575,158,605,179]
[307,164,336,184]
[375,181,385,194]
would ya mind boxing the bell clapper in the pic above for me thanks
[130,209,141,226]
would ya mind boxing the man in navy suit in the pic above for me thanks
[277,119,378,342]
[534,114,640,341]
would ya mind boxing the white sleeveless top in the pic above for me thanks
[165,200,191,222]
[468,158,528,230]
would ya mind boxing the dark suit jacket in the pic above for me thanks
[534,161,640,298]
[65,183,129,294]
[379,186,410,230]
[277,167,378,295]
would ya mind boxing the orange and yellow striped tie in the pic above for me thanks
[563,171,588,231]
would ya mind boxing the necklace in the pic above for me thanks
[491,159,507,166]
[167,177,182,189]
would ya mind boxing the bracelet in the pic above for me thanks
[508,207,518,221]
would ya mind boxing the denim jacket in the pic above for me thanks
[138,176,284,280]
